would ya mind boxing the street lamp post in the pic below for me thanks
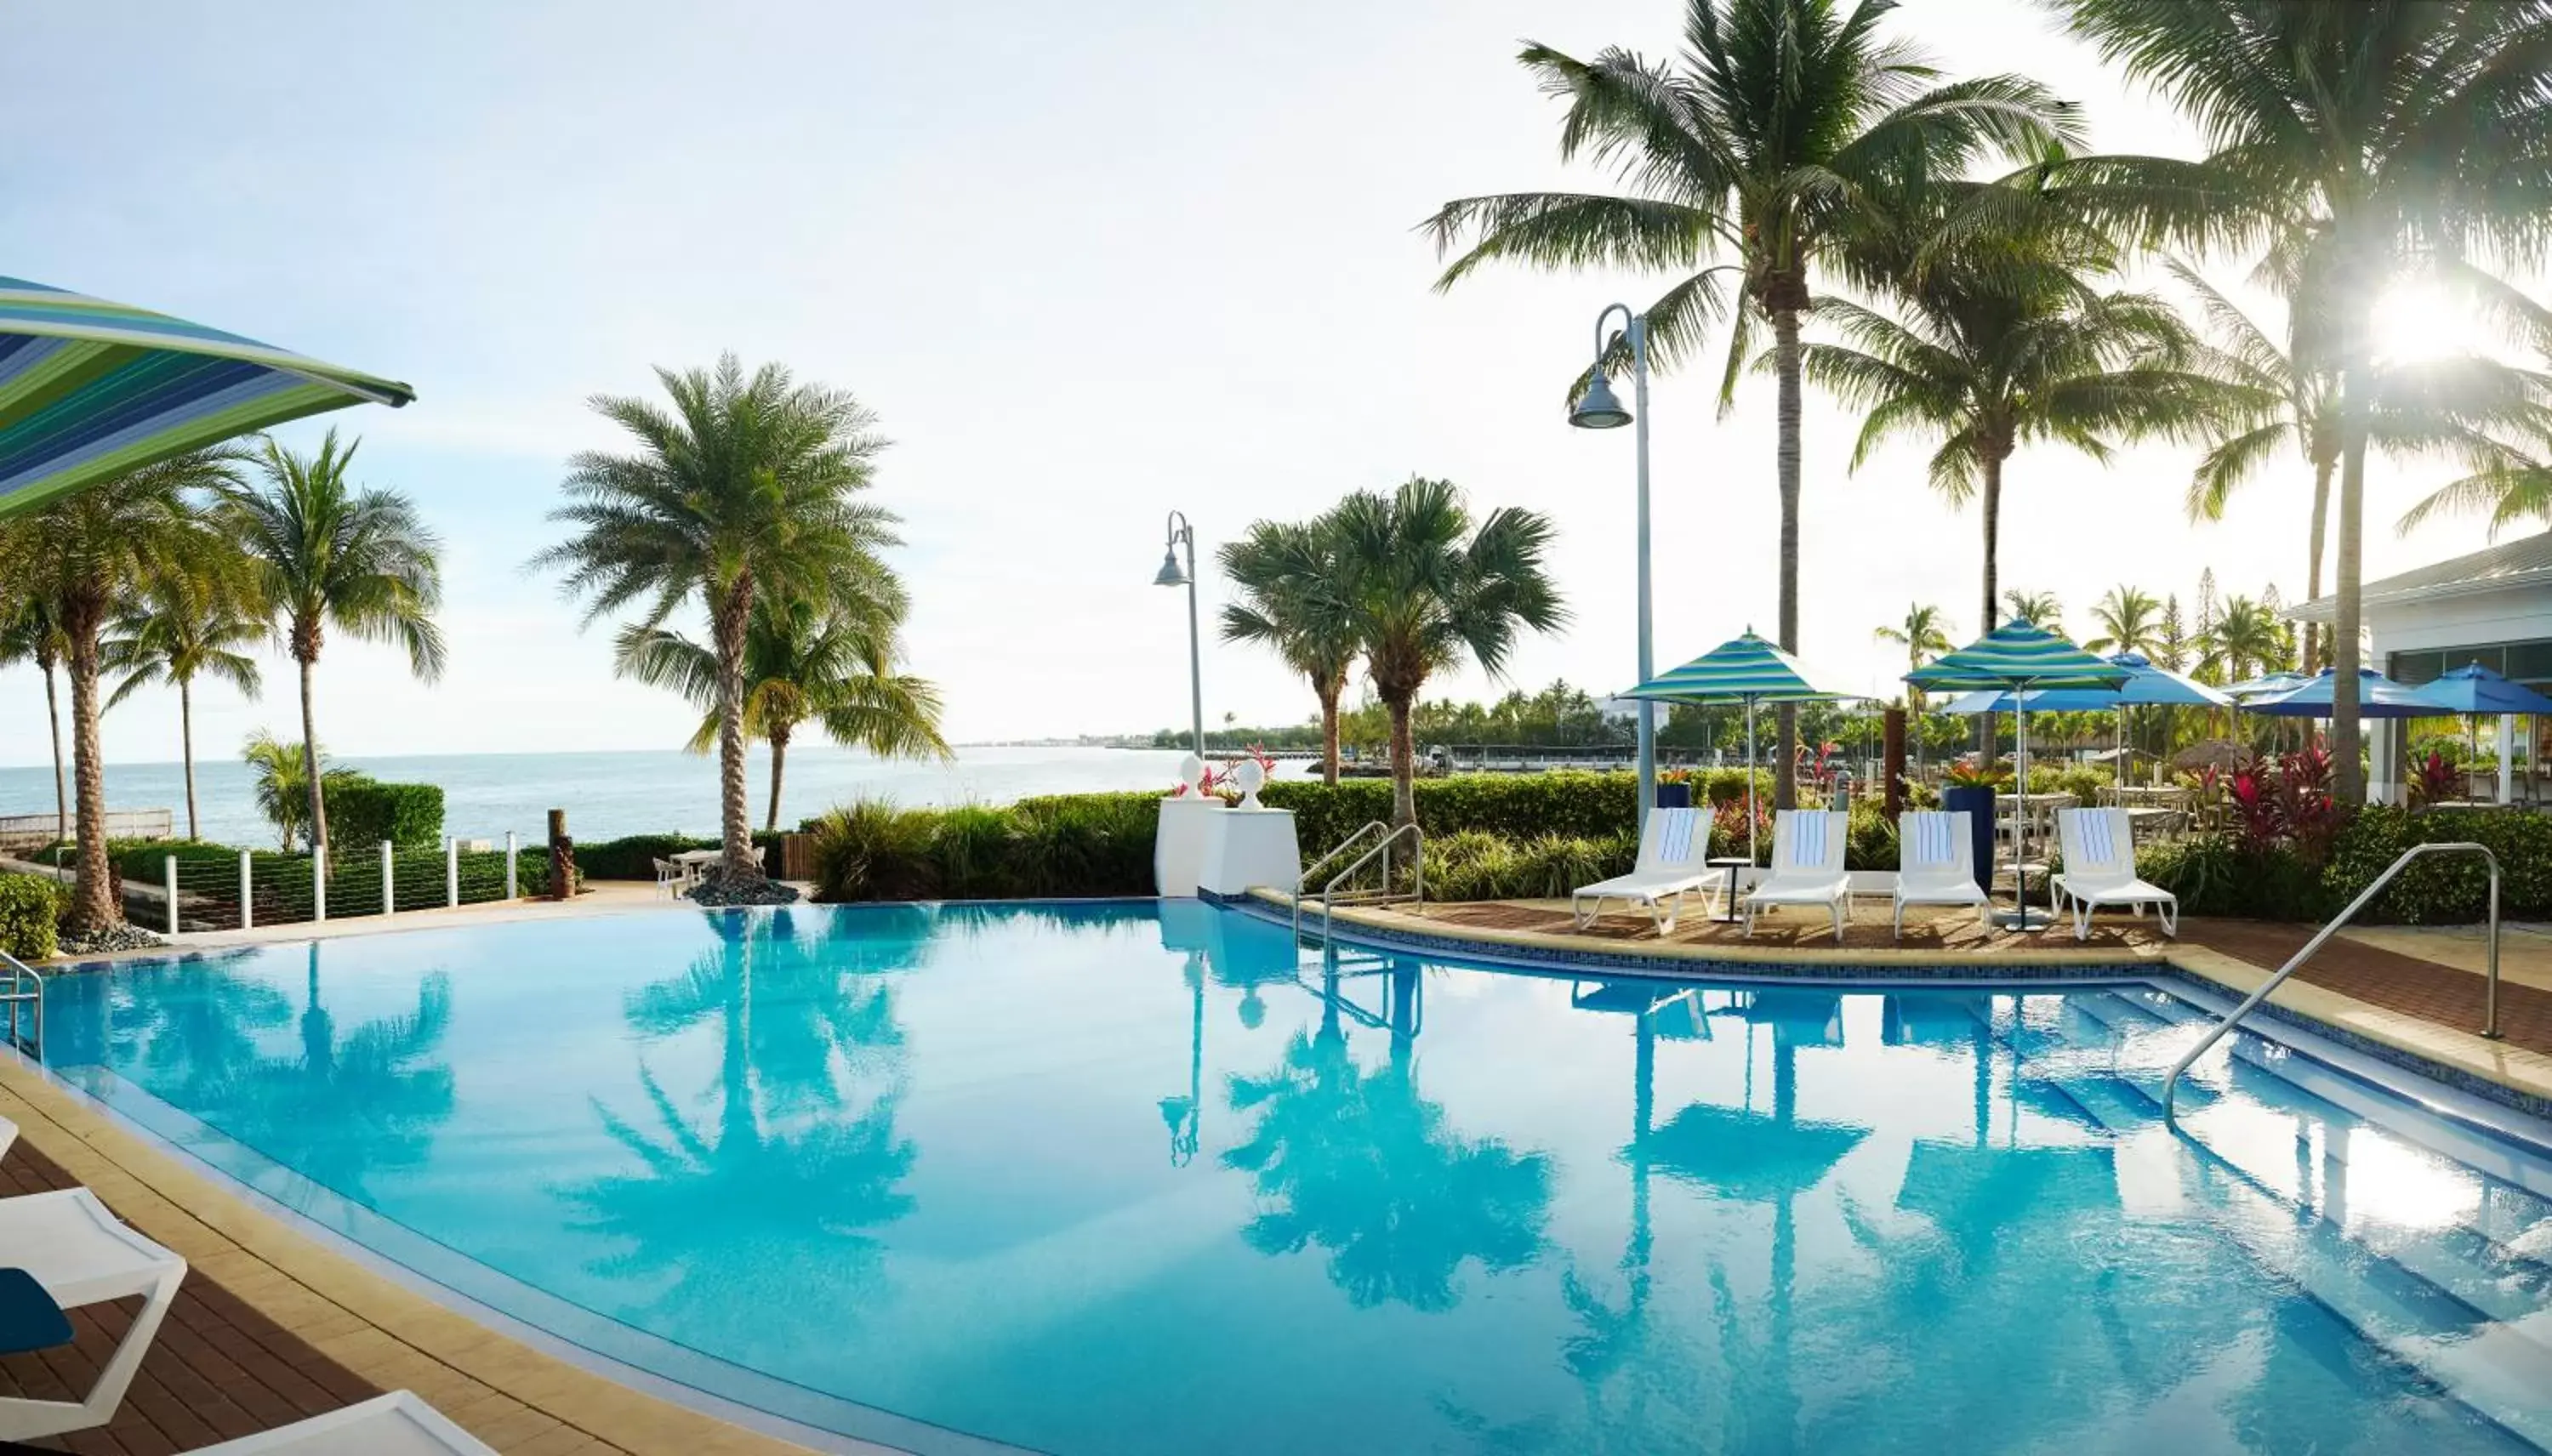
[1154,509,1205,756]
[1569,304,1655,829]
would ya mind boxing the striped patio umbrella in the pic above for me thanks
[0,276,413,518]
[1621,629,1854,863]
[1907,622,2124,931]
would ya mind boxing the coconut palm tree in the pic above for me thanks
[614,595,948,833]
[2200,596,2287,685]
[0,594,69,842]
[1327,478,1566,828]
[2082,585,2163,657]
[241,730,361,853]
[2043,0,2552,801]
[1872,604,1952,712]
[104,577,265,841]
[2001,590,2064,632]
[0,452,239,933]
[223,431,444,862]
[1219,514,1359,786]
[1425,0,2078,809]
[537,357,897,889]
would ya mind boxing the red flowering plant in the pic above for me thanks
[1943,757,2007,790]
[2410,748,2464,807]
[1167,743,1278,800]
[2225,744,2343,863]
[1797,740,1846,799]
[1711,796,1773,862]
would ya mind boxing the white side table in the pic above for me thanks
[1154,796,1227,897]
[1197,806,1301,899]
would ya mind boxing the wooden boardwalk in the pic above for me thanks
[0,1140,379,1455]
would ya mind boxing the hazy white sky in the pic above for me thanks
[0,0,2523,770]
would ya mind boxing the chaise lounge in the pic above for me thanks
[1744,810,1852,943]
[2052,806,2179,941]
[1571,805,1722,936]
[1892,810,1991,940]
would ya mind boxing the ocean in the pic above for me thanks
[0,743,1304,850]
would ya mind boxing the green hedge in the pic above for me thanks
[328,779,445,850]
[0,874,61,960]
[2136,806,2552,924]
[573,831,783,881]
[807,796,1159,902]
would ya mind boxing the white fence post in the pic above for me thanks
[165,856,179,936]
[446,838,459,908]
[239,850,253,930]
[381,840,396,916]
[313,844,328,923]
[505,832,519,901]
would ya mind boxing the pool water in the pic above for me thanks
[31,901,2552,1454]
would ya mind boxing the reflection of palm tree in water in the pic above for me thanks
[100,951,295,1097]
[1223,962,1551,1311]
[562,910,916,1353]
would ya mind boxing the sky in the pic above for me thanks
[0,0,2528,770]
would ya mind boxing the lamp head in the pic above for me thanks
[1154,548,1191,588]
[1569,371,1632,429]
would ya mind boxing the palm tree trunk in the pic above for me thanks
[179,678,199,841]
[299,655,328,862]
[2304,454,2333,673]
[1315,674,1343,788]
[1387,692,1418,829]
[1773,304,1804,812]
[2333,411,2367,805]
[1977,451,2006,758]
[64,600,115,934]
[715,586,760,880]
[765,721,791,834]
[42,663,65,842]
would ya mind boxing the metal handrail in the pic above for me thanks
[1294,821,1390,943]
[1,948,41,1058]
[1319,823,1424,951]
[2162,840,2499,1119]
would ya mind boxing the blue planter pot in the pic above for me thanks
[1655,782,1694,810]
[1941,786,1996,893]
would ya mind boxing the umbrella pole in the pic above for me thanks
[1746,697,1759,867]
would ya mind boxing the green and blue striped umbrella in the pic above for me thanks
[1620,630,1854,863]
[0,276,413,518]
[1905,620,2127,693]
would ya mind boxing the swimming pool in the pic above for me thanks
[28,901,2552,1454]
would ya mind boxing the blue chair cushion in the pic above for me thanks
[0,1266,72,1356]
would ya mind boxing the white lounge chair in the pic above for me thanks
[1743,810,1852,943]
[192,1391,498,1454]
[2052,806,2179,941]
[1571,805,1722,936]
[1893,810,1991,940]
[0,1187,188,1442]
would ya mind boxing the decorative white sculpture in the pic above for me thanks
[1178,752,1207,793]
[1233,758,1267,810]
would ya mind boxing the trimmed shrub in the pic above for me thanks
[0,874,62,960]
[574,831,783,881]
[328,779,446,850]
[808,803,948,901]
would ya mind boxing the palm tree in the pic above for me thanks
[537,357,897,887]
[1327,478,1566,828]
[2200,596,2286,685]
[242,730,360,853]
[2001,590,2063,632]
[1219,514,1359,785]
[1872,604,1952,712]
[2044,0,2552,801]
[2082,585,2163,657]
[0,452,239,933]
[223,431,444,862]
[1425,0,2078,808]
[614,595,948,833]
[0,594,69,841]
[104,577,265,841]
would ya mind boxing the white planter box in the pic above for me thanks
[1198,807,1301,899]
[1154,796,1227,898]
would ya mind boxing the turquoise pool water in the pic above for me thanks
[31,901,2552,1454]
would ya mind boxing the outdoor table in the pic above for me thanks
[2125,806,2179,842]
[0,1267,72,1357]
[1708,857,1752,924]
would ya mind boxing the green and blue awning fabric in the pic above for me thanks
[0,276,413,518]
[2412,663,2552,717]
[2245,668,2459,719]
[1904,621,2129,694]
[1619,629,1854,706]
[1938,652,2235,714]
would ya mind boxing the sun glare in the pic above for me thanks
[2372,279,2498,365]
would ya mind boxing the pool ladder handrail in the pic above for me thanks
[1294,822,1389,945]
[1313,823,1424,954]
[2161,840,2499,1121]
[1,948,40,1058]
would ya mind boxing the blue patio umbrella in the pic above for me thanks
[2243,668,2457,719]
[2412,665,2552,803]
[1940,654,2235,786]
[2222,670,2310,702]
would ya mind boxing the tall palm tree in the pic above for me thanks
[241,730,361,853]
[1426,0,2078,809]
[1871,604,1952,712]
[2082,585,2163,657]
[104,577,265,841]
[615,595,948,833]
[1219,514,1359,786]
[1327,479,1566,828]
[2001,590,2063,632]
[538,357,897,887]
[0,452,238,933]
[2200,596,2287,685]
[223,431,444,862]
[2044,0,2552,802]
[0,594,69,841]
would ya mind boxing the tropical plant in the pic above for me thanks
[1220,514,1359,786]
[222,430,444,862]
[2044,0,2552,802]
[1325,478,1566,828]
[615,594,947,833]
[2082,585,2162,657]
[2199,595,2287,685]
[242,730,361,853]
[2000,590,2064,632]
[1425,0,2077,808]
[1872,604,1953,713]
[104,576,265,841]
[537,356,897,886]
[0,451,239,932]
[0,594,68,844]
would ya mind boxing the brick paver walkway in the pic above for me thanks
[2181,919,2552,1058]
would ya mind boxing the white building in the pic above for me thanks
[2290,532,2552,804]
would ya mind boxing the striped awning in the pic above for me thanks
[1619,629,1853,704]
[0,276,413,518]
[1904,620,2127,692]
